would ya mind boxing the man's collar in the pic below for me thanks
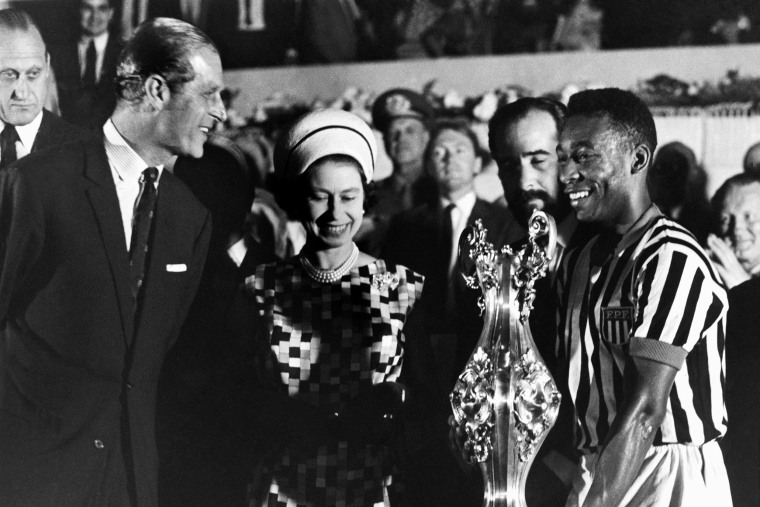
[79,31,109,52]
[103,119,163,182]
[614,203,662,252]
[442,190,477,215]
[2,111,43,149]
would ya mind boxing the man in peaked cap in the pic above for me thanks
[357,87,437,255]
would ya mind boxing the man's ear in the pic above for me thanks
[631,144,651,175]
[145,74,170,111]
[473,155,483,175]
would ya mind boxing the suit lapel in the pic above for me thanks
[467,199,487,227]
[82,139,135,346]
[31,110,71,153]
[31,110,53,153]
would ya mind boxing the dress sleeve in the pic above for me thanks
[630,241,727,365]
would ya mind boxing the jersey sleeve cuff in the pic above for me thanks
[629,337,687,369]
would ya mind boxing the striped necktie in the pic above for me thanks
[129,167,159,302]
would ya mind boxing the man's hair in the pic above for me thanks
[567,88,658,156]
[0,8,36,31]
[0,9,44,45]
[115,17,218,102]
[711,172,760,220]
[426,118,484,160]
[487,97,566,157]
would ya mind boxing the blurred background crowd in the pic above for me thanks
[14,0,760,68]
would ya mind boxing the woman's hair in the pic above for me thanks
[275,154,374,220]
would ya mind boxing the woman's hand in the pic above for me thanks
[707,234,751,289]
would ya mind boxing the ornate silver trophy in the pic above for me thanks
[449,211,562,507]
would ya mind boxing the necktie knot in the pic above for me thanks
[0,125,20,169]
[142,166,159,184]
[2,125,20,144]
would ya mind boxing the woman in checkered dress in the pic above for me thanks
[243,110,425,506]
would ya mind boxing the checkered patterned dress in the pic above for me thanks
[246,259,424,507]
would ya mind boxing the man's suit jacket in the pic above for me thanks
[383,199,523,384]
[28,108,89,153]
[0,137,211,506]
[51,34,121,130]
[721,278,760,507]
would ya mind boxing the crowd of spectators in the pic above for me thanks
[17,0,760,70]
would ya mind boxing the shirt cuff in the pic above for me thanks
[629,337,688,369]
[227,237,248,267]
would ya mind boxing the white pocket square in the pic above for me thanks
[166,264,187,272]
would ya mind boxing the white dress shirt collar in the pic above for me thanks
[442,190,477,218]
[103,119,163,182]
[80,31,109,53]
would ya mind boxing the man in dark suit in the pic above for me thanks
[0,17,225,507]
[0,9,86,170]
[722,277,760,507]
[384,119,522,507]
[51,0,121,130]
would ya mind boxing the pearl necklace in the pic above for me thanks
[300,243,359,284]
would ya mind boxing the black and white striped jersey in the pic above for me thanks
[557,205,728,453]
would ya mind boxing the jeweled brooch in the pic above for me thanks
[371,272,399,291]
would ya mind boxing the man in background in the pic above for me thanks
[0,17,224,506]
[708,172,760,288]
[51,0,121,130]
[357,87,436,255]
[0,8,84,170]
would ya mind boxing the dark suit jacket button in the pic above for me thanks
[93,439,105,449]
